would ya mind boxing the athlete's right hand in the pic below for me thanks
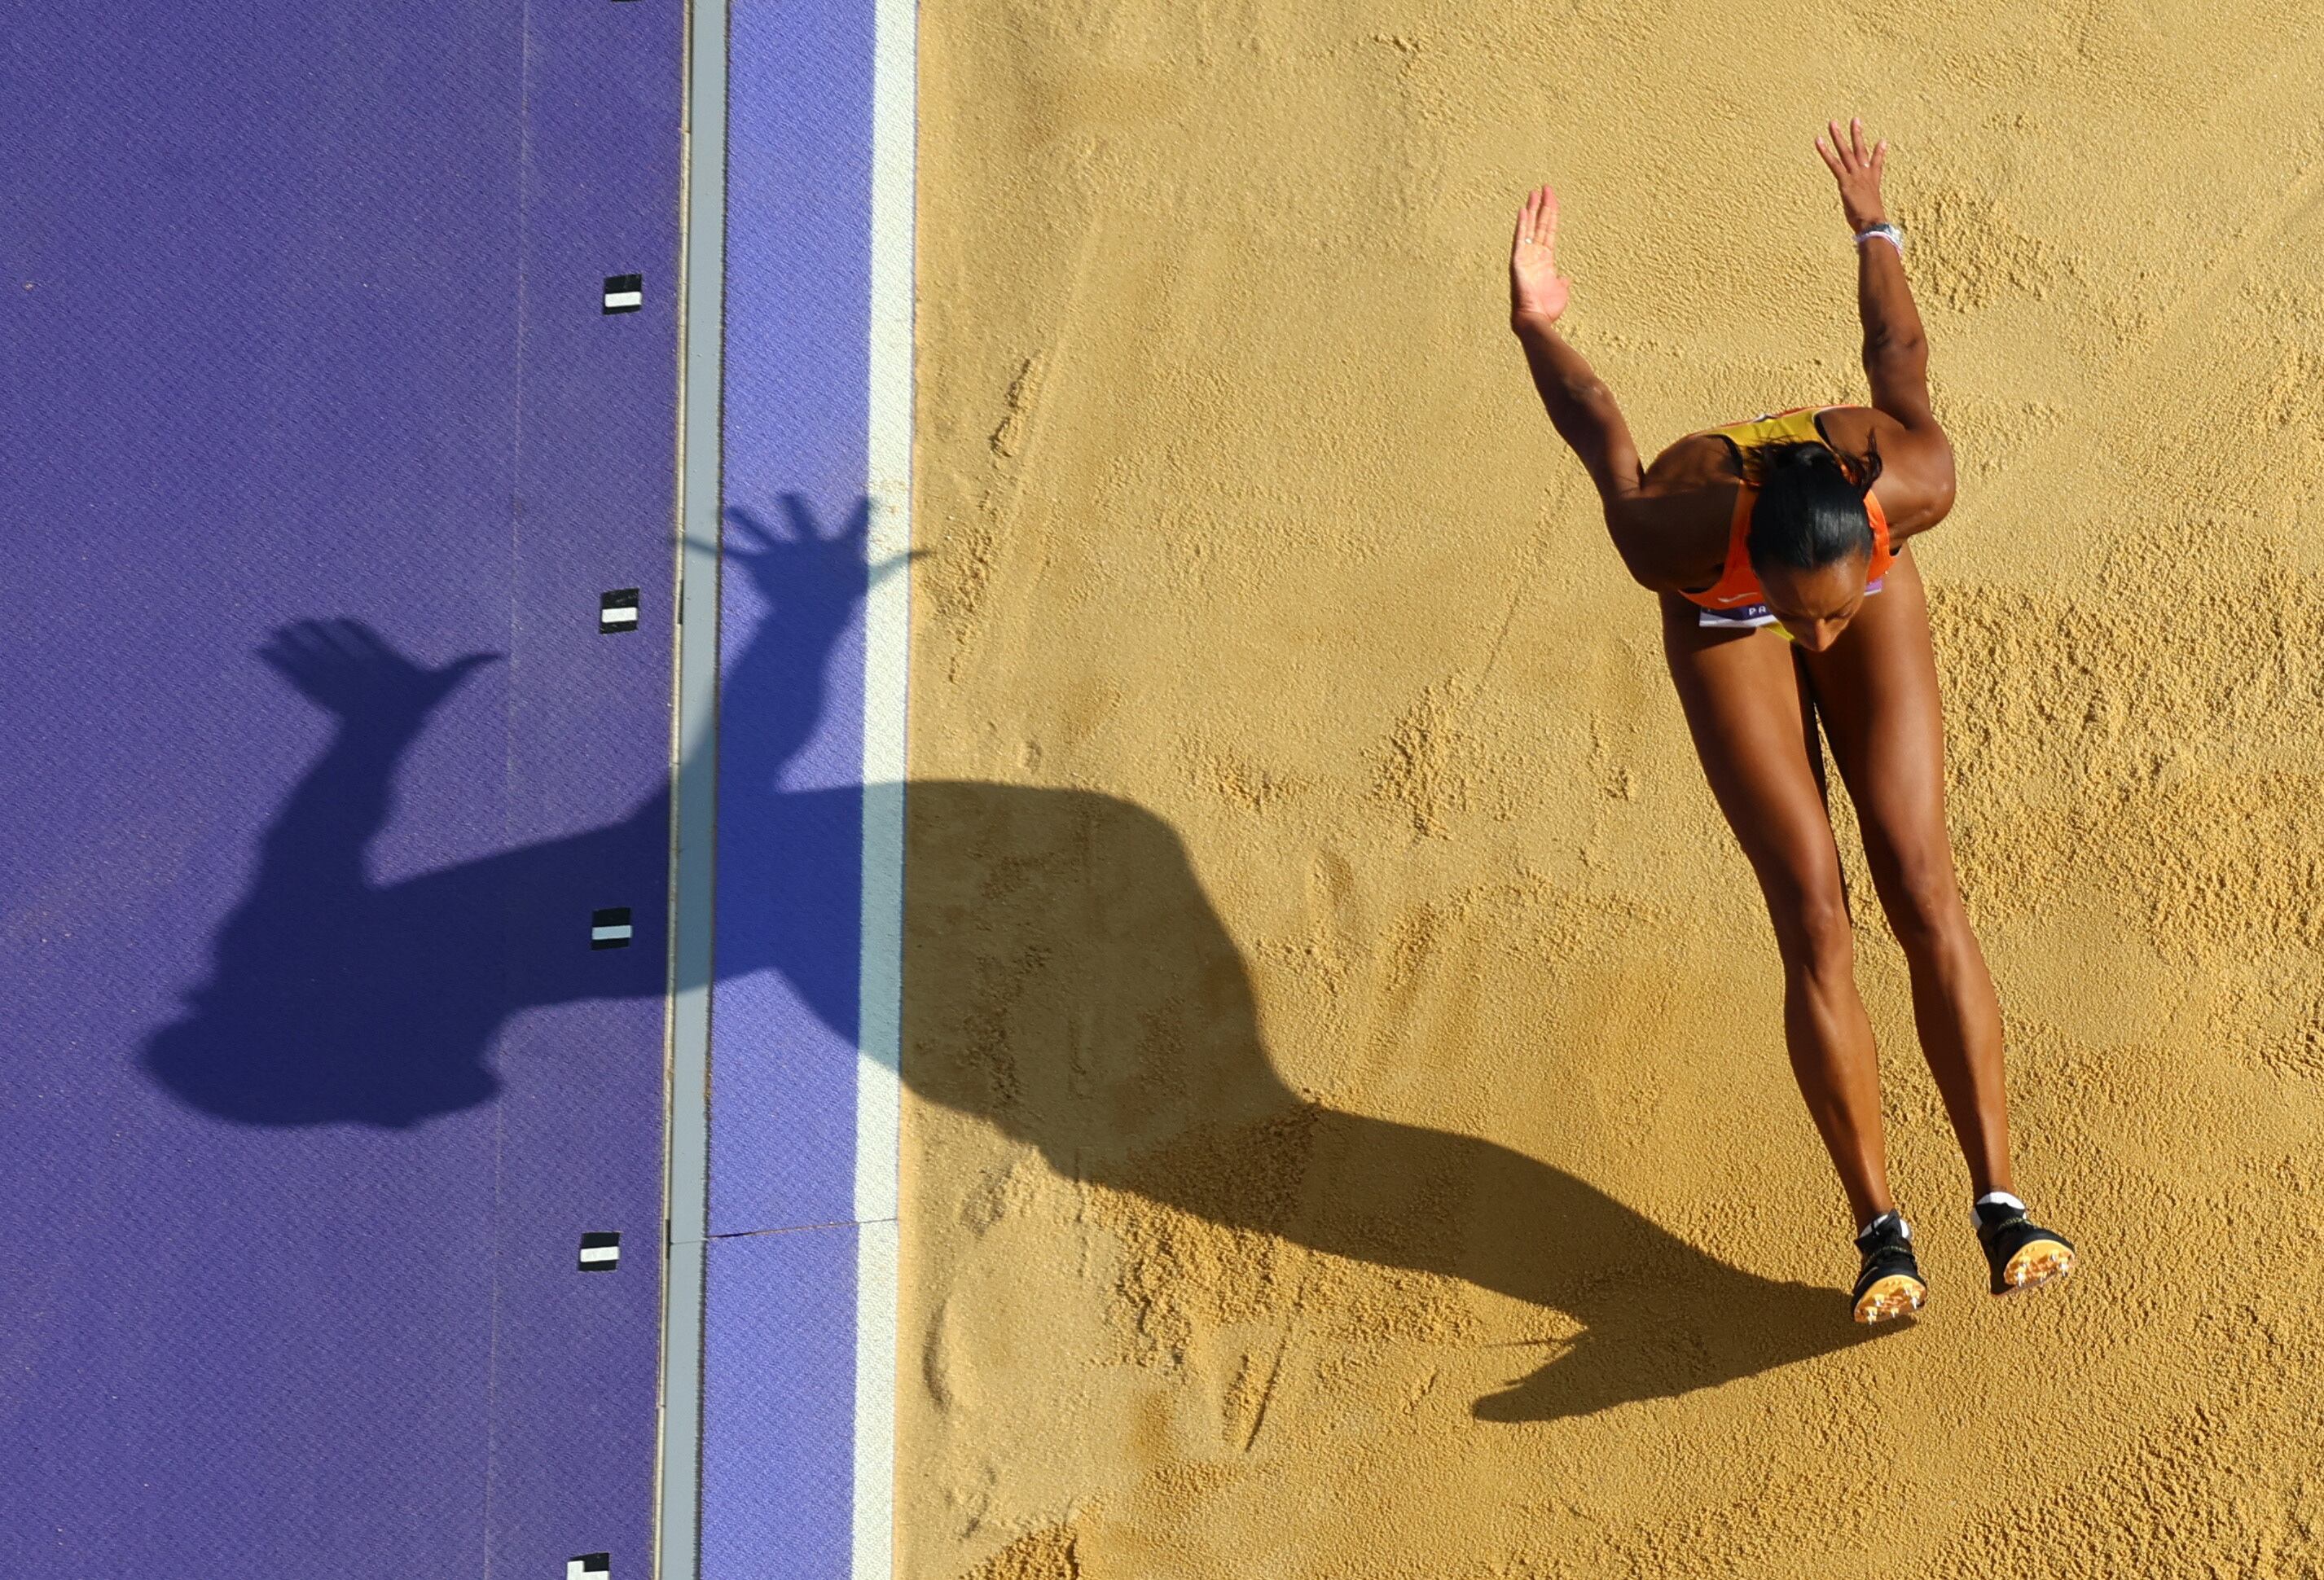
[1816,117,1890,234]
[1509,183,1571,327]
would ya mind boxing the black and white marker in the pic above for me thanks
[578,1232,621,1272]
[601,274,643,314]
[568,1556,611,1580]
[591,907,633,950]
[599,588,640,633]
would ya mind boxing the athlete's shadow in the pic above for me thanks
[898,781,1885,1422]
[142,492,1880,1419]
[134,499,874,1126]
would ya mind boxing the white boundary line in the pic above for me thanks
[657,0,727,1573]
[854,0,916,1571]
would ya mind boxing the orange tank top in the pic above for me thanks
[1679,406,1894,612]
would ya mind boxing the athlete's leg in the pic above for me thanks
[1798,551,2015,1197]
[1658,594,1894,1227]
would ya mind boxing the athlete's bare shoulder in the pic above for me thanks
[1605,432,1737,591]
[1641,430,1738,497]
[1817,405,1957,538]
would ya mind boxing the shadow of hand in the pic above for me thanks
[725,495,918,627]
[258,619,498,724]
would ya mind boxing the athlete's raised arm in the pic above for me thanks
[1817,119,1956,535]
[1509,185,1645,515]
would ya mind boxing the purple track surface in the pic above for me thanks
[703,1227,862,1578]
[698,0,881,1569]
[2,7,681,1574]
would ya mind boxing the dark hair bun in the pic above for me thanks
[1766,441,1836,473]
[1760,438,1880,495]
[1748,440,1879,576]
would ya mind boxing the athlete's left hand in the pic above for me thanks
[1509,183,1571,327]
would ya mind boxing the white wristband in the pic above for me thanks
[1855,222,1904,256]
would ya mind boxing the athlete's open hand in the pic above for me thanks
[1816,117,1890,235]
[1509,183,1571,327]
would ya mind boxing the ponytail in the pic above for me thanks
[1748,440,1878,577]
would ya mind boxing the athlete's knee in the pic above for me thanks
[1764,871,1854,977]
[1874,846,1966,950]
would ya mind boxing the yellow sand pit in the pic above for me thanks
[902,2,2324,1573]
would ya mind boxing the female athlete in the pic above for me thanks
[1507,119,2074,1323]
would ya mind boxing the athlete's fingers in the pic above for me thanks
[1815,134,1841,178]
[1828,120,1849,169]
[1873,140,1888,179]
[1538,185,1559,258]
[1851,116,1869,161]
